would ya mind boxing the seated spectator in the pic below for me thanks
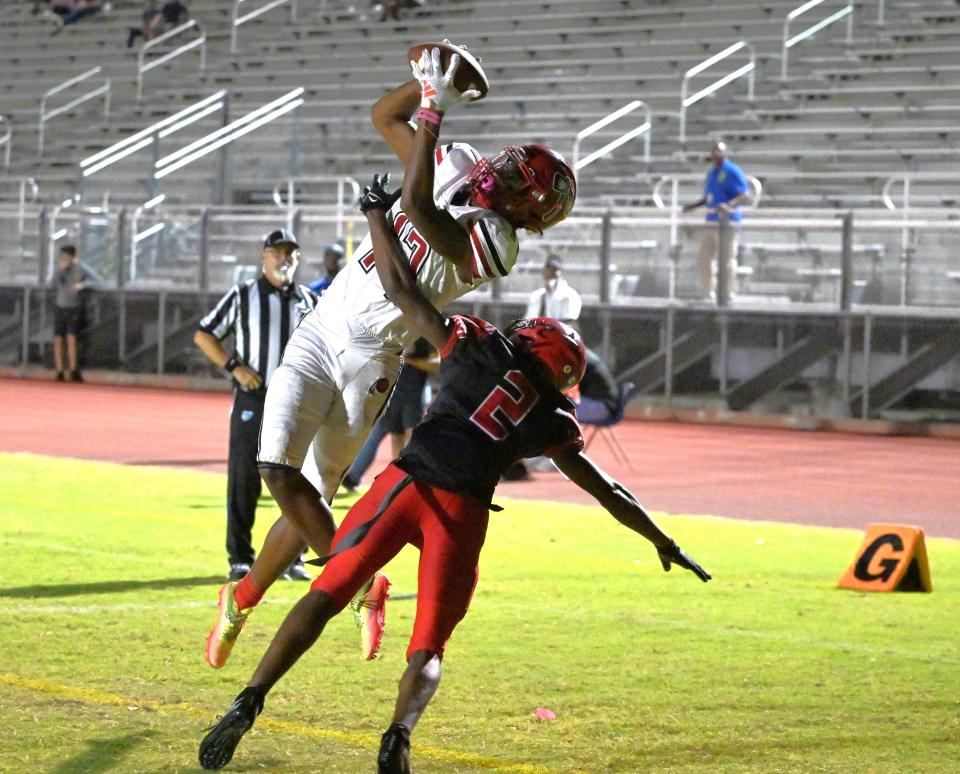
[511,346,619,476]
[570,347,620,424]
[368,0,423,22]
[307,242,345,295]
[127,0,161,48]
[50,0,105,33]
[49,0,76,18]
[161,0,188,27]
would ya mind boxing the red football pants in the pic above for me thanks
[312,463,489,660]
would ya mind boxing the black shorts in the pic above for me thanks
[53,306,82,337]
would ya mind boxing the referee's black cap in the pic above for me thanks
[263,228,300,249]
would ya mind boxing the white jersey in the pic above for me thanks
[309,142,519,352]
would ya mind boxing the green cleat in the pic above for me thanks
[205,582,251,669]
[350,572,391,661]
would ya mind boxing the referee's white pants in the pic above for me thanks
[258,341,400,503]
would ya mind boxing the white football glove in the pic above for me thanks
[410,46,481,113]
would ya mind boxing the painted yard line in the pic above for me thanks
[0,598,299,616]
[0,672,567,774]
[0,537,212,568]
[6,593,954,667]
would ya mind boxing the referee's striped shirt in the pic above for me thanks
[198,277,317,389]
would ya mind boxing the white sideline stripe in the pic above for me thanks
[0,538,203,567]
[0,598,299,616]
[522,606,960,665]
[3,595,954,667]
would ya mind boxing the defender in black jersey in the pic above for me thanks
[199,176,710,773]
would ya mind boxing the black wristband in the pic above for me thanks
[223,355,240,374]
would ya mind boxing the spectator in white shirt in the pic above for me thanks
[524,254,582,324]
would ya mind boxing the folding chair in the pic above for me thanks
[581,382,637,468]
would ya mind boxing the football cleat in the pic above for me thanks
[351,572,391,661]
[377,722,411,774]
[205,582,251,669]
[281,560,312,581]
[198,686,264,770]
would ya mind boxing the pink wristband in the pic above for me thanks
[416,107,443,127]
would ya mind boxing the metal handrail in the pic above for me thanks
[18,177,39,236]
[38,67,110,156]
[130,195,168,282]
[231,0,298,53]
[572,100,651,171]
[0,116,11,168]
[880,173,959,210]
[138,19,207,100]
[679,41,755,151]
[781,0,854,80]
[155,88,304,180]
[273,175,360,237]
[651,173,762,294]
[79,91,228,188]
[652,174,763,210]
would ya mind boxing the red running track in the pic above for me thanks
[4,379,959,538]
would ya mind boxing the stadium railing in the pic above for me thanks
[79,91,229,204]
[38,67,111,157]
[231,0,298,54]
[153,88,305,204]
[272,176,361,238]
[679,41,755,152]
[0,115,10,169]
[572,100,651,171]
[137,19,207,101]
[781,0,854,80]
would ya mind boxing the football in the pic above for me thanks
[407,40,490,101]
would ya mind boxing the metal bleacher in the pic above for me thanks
[1,0,958,417]
[0,0,957,211]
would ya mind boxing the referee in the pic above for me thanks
[194,229,318,581]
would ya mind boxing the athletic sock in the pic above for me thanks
[233,575,264,610]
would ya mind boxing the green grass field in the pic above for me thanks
[1,452,958,773]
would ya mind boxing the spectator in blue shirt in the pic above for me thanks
[683,141,751,300]
[308,242,345,295]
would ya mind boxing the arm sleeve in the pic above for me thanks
[468,215,518,281]
[198,287,238,341]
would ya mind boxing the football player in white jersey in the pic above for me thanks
[205,49,577,670]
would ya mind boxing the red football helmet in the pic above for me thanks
[468,144,577,233]
[505,317,586,390]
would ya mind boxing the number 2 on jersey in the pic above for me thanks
[358,213,429,275]
[470,370,539,440]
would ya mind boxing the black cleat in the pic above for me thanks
[377,723,411,774]
[199,686,264,770]
[281,560,312,581]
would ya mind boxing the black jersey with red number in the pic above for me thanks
[395,315,583,504]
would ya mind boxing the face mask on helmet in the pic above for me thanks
[468,145,577,233]
[505,317,586,391]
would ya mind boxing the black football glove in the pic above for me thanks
[657,540,711,582]
[359,172,401,215]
